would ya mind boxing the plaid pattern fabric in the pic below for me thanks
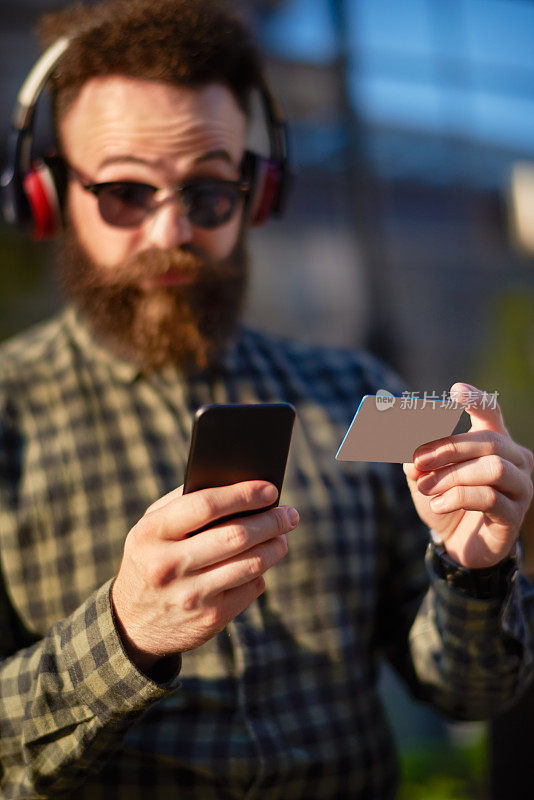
[1,306,533,800]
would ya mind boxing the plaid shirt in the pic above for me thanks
[1,306,533,800]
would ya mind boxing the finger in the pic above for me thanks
[403,462,424,482]
[416,456,532,501]
[449,382,508,435]
[184,505,299,571]
[427,484,519,527]
[414,430,528,472]
[144,485,184,516]
[204,533,289,596]
[144,480,279,541]
[218,575,266,625]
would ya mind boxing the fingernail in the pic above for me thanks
[430,496,445,510]
[261,484,278,503]
[287,507,299,527]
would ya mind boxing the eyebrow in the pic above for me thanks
[98,150,235,169]
[193,149,234,165]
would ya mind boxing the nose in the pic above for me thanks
[145,197,193,250]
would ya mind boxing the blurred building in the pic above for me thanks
[248,0,534,391]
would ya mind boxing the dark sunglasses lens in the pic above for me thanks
[97,182,156,227]
[185,183,241,229]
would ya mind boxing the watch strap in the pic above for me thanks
[429,540,520,600]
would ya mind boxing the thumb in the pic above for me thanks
[450,382,508,435]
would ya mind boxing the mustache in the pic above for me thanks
[72,245,244,290]
[56,222,249,372]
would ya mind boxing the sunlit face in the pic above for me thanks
[60,77,248,273]
[56,77,250,373]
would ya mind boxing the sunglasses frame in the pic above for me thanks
[70,168,251,230]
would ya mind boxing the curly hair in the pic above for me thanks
[37,0,263,122]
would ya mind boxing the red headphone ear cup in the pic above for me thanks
[245,153,283,227]
[22,160,62,240]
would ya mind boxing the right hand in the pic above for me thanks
[111,481,299,672]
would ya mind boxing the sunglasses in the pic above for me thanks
[72,172,250,230]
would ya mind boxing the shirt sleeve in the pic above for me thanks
[409,553,534,719]
[0,576,181,799]
[374,460,534,721]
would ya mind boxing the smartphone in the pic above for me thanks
[183,402,296,532]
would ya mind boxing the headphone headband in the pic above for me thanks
[13,36,71,133]
[2,35,290,238]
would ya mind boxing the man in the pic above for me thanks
[0,1,533,798]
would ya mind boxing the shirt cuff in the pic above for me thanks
[426,546,513,637]
[57,578,182,725]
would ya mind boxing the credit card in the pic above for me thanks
[335,393,465,463]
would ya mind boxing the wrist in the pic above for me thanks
[110,578,163,672]
[114,622,181,682]
[108,579,182,684]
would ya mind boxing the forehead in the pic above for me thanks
[59,76,248,171]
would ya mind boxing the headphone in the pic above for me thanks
[1,35,290,240]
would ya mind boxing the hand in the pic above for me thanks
[403,382,534,569]
[111,481,299,671]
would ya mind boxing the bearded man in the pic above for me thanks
[1,1,533,799]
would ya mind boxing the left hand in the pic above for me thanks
[403,382,534,569]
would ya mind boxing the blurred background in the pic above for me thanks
[2,1,534,797]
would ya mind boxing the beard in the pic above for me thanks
[56,223,248,374]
